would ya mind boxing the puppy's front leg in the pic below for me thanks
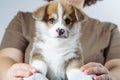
[29,53,48,80]
[66,58,94,80]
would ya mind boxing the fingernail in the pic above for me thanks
[32,69,36,73]
[80,69,83,72]
[26,72,31,76]
[80,68,84,72]
[84,70,90,74]
[93,76,98,80]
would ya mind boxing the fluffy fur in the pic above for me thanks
[27,1,93,80]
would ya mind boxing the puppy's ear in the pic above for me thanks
[73,7,84,21]
[32,5,48,21]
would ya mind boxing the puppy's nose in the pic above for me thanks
[56,28,65,36]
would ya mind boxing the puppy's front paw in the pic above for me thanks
[23,73,48,80]
[67,69,95,80]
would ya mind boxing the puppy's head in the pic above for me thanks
[33,1,84,38]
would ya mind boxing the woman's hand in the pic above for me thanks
[80,62,114,80]
[7,63,37,80]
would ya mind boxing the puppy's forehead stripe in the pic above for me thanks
[58,3,63,23]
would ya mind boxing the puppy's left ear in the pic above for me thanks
[73,7,85,21]
[32,5,48,20]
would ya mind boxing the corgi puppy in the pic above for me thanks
[28,0,93,80]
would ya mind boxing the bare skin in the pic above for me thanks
[0,48,37,80]
[80,61,120,80]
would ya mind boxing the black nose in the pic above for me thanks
[56,28,65,36]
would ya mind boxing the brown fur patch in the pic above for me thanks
[47,1,58,17]
[66,48,84,70]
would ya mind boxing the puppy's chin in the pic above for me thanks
[56,35,69,39]
[50,35,69,39]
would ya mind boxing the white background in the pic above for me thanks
[0,0,120,43]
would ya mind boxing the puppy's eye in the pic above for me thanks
[48,18,55,24]
[65,18,71,25]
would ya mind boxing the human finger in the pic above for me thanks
[93,74,112,80]
[13,69,33,77]
[9,77,23,80]
[13,63,37,73]
[80,62,103,71]
[84,67,109,75]
[7,63,37,79]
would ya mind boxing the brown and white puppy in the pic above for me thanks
[28,0,93,80]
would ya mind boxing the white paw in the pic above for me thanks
[67,69,95,80]
[23,73,48,80]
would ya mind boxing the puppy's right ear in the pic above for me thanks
[73,7,85,22]
[32,5,48,21]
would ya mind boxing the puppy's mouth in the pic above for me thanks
[57,35,68,38]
